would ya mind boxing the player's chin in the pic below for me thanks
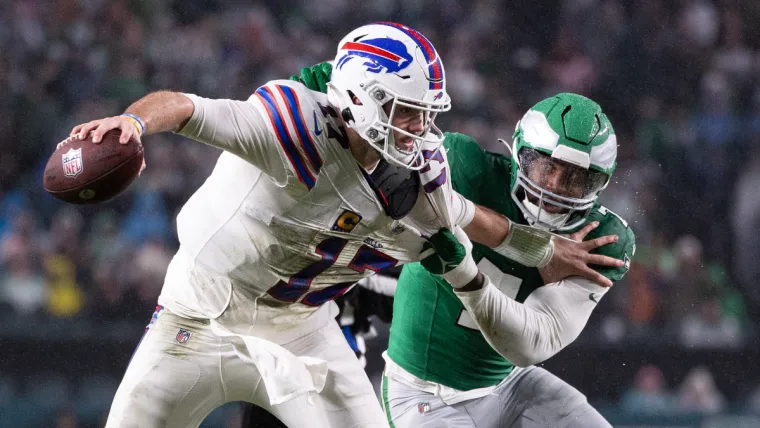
[394,139,415,154]
[527,195,568,214]
[542,205,568,215]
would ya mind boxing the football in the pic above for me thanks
[43,130,144,204]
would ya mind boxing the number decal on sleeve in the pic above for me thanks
[267,238,398,306]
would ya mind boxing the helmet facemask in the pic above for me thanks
[372,87,449,168]
[328,79,450,171]
[511,147,610,231]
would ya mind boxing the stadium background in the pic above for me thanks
[2,0,760,426]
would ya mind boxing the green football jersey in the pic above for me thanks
[387,132,635,391]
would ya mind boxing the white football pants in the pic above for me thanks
[106,307,388,428]
[382,365,611,428]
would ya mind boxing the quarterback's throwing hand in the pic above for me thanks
[69,115,143,145]
[539,221,623,288]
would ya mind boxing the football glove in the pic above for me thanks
[288,62,332,93]
[420,227,478,288]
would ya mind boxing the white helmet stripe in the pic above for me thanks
[518,110,560,151]
[590,133,617,170]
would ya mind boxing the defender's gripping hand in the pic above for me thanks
[289,62,333,93]
[420,228,478,288]
[539,221,623,288]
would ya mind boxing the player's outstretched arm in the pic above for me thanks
[70,91,194,144]
[455,275,603,367]
[421,226,613,367]
[69,90,293,182]
[463,206,623,288]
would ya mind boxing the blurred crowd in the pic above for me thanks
[2,0,760,425]
[620,363,760,423]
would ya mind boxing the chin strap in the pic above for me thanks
[521,196,570,230]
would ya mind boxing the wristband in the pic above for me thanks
[441,253,479,288]
[494,218,555,268]
[121,113,146,135]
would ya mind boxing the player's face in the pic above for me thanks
[383,102,425,153]
[523,153,588,213]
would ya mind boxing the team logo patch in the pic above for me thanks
[417,402,431,414]
[332,210,362,233]
[62,148,83,178]
[336,38,413,74]
[176,329,191,344]
[433,92,444,101]
[363,237,383,249]
[390,221,407,235]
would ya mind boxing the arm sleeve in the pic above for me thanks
[177,81,324,189]
[454,276,608,367]
[177,93,290,184]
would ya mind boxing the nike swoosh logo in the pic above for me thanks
[589,293,599,304]
[313,111,323,136]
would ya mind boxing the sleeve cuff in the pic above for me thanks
[174,93,201,136]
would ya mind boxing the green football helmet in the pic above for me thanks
[507,93,617,231]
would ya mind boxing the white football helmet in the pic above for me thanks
[327,22,451,170]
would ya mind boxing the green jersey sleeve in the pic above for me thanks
[443,133,516,212]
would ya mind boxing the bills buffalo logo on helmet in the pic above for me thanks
[336,37,413,74]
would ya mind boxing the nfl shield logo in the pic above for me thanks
[176,329,191,344]
[62,148,83,178]
[417,402,431,414]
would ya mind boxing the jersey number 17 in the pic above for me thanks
[267,237,398,306]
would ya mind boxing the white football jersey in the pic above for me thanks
[158,80,472,341]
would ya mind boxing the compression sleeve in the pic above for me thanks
[454,276,608,367]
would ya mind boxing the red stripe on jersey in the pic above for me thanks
[255,88,316,186]
[275,85,323,171]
